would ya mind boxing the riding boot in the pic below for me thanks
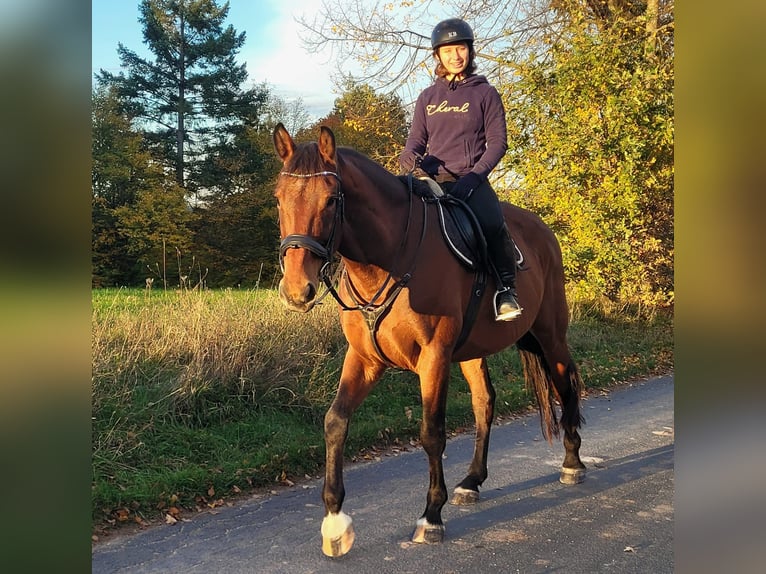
[488,225,523,321]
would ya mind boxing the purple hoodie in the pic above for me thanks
[400,74,508,181]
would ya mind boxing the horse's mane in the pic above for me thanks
[336,147,404,187]
[285,140,405,194]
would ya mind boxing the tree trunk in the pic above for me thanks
[176,5,186,188]
[645,0,659,55]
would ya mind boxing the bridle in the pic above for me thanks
[278,170,346,306]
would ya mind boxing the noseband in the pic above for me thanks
[278,170,344,290]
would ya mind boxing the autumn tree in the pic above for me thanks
[96,0,268,197]
[317,79,409,172]
[504,1,674,305]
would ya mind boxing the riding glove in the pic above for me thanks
[450,172,483,201]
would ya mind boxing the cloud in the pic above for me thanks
[241,1,339,118]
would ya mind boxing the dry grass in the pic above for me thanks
[92,288,344,421]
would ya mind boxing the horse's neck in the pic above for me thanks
[338,154,410,272]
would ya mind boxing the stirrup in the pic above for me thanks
[494,288,523,321]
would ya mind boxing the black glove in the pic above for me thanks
[450,172,482,201]
[419,155,442,177]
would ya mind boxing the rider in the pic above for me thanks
[399,18,522,321]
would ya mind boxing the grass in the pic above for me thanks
[91,287,672,535]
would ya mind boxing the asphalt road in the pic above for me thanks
[93,375,674,573]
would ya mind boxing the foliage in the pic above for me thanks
[92,288,672,533]
[114,182,196,288]
[92,85,190,286]
[91,86,155,210]
[190,188,280,288]
[307,80,409,172]
[503,5,674,306]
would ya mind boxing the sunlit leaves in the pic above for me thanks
[505,6,673,307]
[322,79,409,172]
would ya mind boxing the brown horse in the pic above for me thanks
[272,123,585,557]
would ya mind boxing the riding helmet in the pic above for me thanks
[431,18,474,50]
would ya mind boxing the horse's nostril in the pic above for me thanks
[304,283,316,302]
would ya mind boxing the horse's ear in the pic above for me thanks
[318,126,336,166]
[273,122,295,164]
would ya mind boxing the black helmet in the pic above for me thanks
[431,18,474,50]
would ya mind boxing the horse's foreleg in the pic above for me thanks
[411,358,450,544]
[322,350,384,557]
[451,358,495,505]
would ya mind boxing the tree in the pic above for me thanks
[188,91,310,287]
[92,85,168,286]
[96,0,268,195]
[115,182,196,289]
[316,80,409,172]
[505,3,673,305]
[190,188,279,288]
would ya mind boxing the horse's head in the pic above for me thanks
[273,123,343,312]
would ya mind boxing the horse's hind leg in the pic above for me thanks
[522,327,586,485]
[322,348,385,557]
[451,358,495,505]
[547,345,586,484]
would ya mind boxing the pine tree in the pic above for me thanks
[96,0,267,196]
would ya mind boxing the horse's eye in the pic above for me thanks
[327,197,337,207]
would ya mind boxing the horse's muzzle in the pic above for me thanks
[278,277,317,312]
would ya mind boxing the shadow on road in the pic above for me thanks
[447,443,674,539]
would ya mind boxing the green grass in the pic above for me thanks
[92,287,672,534]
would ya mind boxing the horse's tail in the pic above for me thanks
[517,333,585,444]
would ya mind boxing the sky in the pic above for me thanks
[91,0,342,119]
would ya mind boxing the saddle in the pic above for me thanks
[402,176,523,272]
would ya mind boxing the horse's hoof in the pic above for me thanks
[321,511,355,557]
[451,486,480,505]
[559,466,586,485]
[411,517,445,544]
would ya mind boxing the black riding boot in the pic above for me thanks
[488,225,522,321]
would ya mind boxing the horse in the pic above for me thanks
[271,123,586,557]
